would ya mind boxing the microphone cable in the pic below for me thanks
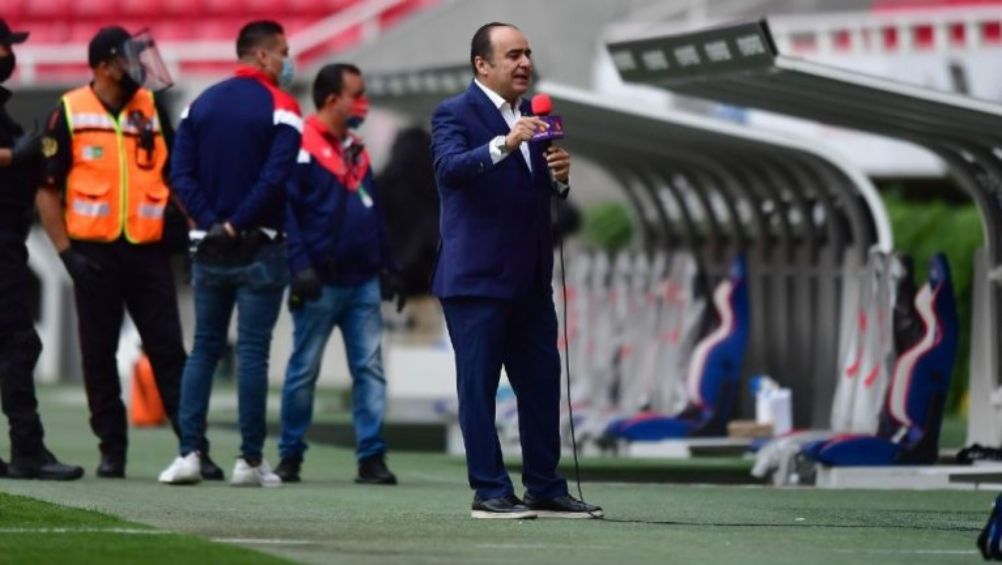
[557,226,587,504]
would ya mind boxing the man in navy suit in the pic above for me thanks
[430,22,602,519]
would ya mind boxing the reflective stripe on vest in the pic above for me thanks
[62,86,169,243]
[67,112,162,136]
[71,199,111,218]
[137,203,165,219]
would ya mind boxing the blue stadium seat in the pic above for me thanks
[604,254,750,440]
[807,253,959,466]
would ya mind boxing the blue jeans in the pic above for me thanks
[178,242,289,461]
[279,276,387,461]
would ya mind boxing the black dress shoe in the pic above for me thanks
[200,453,224,481]
[355,454,397,485]
[471,494,537,519]
[8,449,84,481]
[523,493,603,519]
[274,456,301,483]
[96,456,125,478]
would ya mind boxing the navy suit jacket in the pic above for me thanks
[430,82,557,299]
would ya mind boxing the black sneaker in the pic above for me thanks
[96,455,125,479]
[523,493,604,519]
[8,449,84,481]
[200,453,224,481]
[471,494,537,520]
[355,454,396,485]
[274,456,302,483]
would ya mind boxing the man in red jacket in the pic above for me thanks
[275,63,403,484]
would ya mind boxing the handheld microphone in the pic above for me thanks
[530,94,564,143]
[530,94,569,198]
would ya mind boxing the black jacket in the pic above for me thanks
[0,86,38,238]
[0,85,39,332]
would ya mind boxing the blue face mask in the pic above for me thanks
[278,56,294,89]
[346,115,365,129]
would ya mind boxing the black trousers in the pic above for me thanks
[0,234,46,459]
[0,329,45,460]
[72,239,185,461]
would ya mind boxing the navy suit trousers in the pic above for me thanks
[441,289,569,501]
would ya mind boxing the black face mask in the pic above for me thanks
[0,53,16,84]
[119,71,141,98]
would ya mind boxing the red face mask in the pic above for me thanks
[347,95,369,128]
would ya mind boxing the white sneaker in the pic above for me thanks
[158,452,202,485]
[230,458,282,487]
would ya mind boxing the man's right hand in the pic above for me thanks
[11,132,43,165]
[58,249,103,293]
[505,116,547,152]
[204,222,235,244]
[195,222,238,260]
[288,268,323,310]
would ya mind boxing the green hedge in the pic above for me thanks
[882,189,982,413]
[583,201,634,252]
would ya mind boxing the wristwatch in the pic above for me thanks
[493,135,510,155]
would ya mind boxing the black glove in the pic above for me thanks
[59,248,103,293]
[194,222,238,262]
[288,268,323,310]
[379,269,406,313]
[11,132,43,165]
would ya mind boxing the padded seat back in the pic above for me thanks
[684,254,750,419]
[883,253,958,439]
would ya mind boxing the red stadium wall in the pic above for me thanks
[5,0,439,84]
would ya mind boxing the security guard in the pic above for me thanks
[0,19,83,480]
[35,26,221,480]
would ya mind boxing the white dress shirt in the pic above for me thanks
[474,79,532,172]
[473,79,569,196]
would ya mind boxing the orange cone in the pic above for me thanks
[130,353,167,427]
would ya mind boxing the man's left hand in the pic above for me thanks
[545,146,570,183]
[380,269,407,313]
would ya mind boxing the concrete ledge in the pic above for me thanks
[624,438,754,459]
[817,463,1002,490]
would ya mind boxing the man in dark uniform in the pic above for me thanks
[0,19,83,480]
[36,26,221,480]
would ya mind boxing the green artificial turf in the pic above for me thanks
[0,492,289,564]
[0,385,990,565]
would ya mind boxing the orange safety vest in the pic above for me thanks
[62,86,169,243]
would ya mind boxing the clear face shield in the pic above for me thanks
[118,29,173,92]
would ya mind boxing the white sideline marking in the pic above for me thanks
[476,543,613,550]
[212,538,315,546]
[833,549,977,556]
[0,528,173,535]
[0,528,317,547]
[401,471,458,484]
